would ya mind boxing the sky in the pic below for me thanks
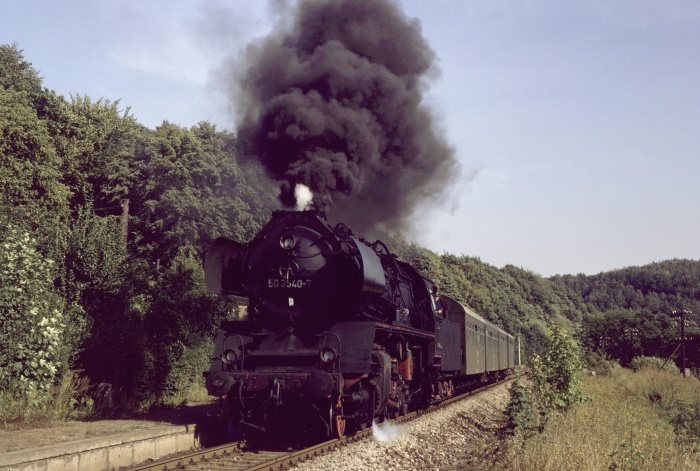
[2,0,699,277]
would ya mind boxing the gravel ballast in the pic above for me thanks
[290,381,512,471]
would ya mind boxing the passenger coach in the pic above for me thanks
[439,295,515,378]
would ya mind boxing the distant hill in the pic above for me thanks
[550,259,700,368]
[552,259,700,319]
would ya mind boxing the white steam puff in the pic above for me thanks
[294,184,313,211]
[371,420,410,442]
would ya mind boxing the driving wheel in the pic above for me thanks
[330,394,346,439]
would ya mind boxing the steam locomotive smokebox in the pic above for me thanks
[204,211,388,326]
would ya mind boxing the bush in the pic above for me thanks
[584,350,615,377]
[160,340,214,406]
[534,325,587,412]
[630,356,680,374]
[0,226,64,398]
[510,325,587,432]
[505,379,535,433]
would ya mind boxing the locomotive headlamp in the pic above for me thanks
[319,347,337,363]
[280,233,296,250]
[222,349,239,364]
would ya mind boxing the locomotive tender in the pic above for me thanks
[203,210,514,439]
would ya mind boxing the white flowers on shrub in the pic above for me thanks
[0,227,64,396]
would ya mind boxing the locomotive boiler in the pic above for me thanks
[203,210,514,440]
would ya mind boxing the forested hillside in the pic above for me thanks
[553,260,700,367]
[2,43,698,415]
[553,259,700,315]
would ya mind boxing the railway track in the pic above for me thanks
[125,373,518,471]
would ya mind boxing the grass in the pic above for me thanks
[1,370,216,430]
[497,366,700,470]
[0,371,94,429]
[620,367,700,446]
[160,382,212,408]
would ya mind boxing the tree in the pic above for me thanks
[128,121,266,264]
[0,43,42,95]
[636,310,676,360]
[142,250,234,402]
[580,309,639,365]
[0,88,70,219]
[555,259,700,324]
[61,95,146,210]
[579,309,677,367]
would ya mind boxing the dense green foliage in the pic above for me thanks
[579,309,678,366]
[582,350,616,377]
[552,260,700,315]
[2,43,698,419]
[0,44,276,412]
[532,326,587,413]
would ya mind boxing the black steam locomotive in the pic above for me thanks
[203,210,515,440]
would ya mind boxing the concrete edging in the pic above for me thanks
[0,424,200,471]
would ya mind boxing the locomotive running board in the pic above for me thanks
[374,322,436,339]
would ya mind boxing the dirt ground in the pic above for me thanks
[0,402,221,454]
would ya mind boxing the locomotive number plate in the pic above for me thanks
[267,278,311,289]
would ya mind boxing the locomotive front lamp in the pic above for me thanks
[222,349,238,364]
[320,347,337,363]
[280,234,296,250]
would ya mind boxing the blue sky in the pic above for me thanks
[2,1,699,276]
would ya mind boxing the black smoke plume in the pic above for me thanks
[235,0,459,232]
